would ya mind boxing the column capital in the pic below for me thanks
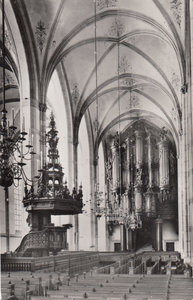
[134,129,143,138]
[158,137,169,150]
[39,102,47,112]
[155,217,163,224]
[159,126,168,143]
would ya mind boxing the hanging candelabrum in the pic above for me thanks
[0,110,40,188]
[0,0,39,189]
[95,182,105,218]
[116,190,142,231]
[0,0,42,253]
[119,209,142,231]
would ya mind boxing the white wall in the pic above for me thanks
[78,117,91,250]
[162,221,179,251]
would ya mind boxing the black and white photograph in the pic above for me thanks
[0,0,193,299]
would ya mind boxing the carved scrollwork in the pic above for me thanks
[135,168,143,187]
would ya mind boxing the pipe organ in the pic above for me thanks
[105,122,178,252]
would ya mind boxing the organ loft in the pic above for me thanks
[1,0,193,298]
[105,122,178,253]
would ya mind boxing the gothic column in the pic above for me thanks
[182,0,193,265]
[94,160,99,251]
[127,229,133,251]
[132,230,137,251]
[120,224,126,251]
[154,218,163,251]
[134,130,143,214]
[158,129,169,201]
[73,143,79,251]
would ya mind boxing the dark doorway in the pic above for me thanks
[114,243,121,252]
[166,242,175,251]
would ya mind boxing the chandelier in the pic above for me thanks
[119,211,142,231]
[0,0,38,189]
[95,183,105,218]
[0,0,39,253]
[0,112,37,188]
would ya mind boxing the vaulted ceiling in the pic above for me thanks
[1,0,187,151]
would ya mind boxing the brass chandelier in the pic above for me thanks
[0,0,39,189]
[0,0,40,252]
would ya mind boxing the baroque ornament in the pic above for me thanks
[35,20,47,53]
[169,0,182,27]
[96,0,117,10]
[135,168,143,187]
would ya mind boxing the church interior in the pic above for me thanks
[1,0,193,299]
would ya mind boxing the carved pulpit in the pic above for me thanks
[15,113,83,257]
